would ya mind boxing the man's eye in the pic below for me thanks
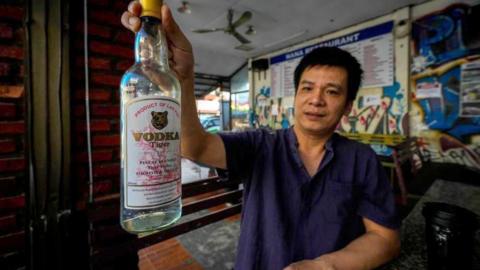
[327,89,339,95]
[302,87,312,91]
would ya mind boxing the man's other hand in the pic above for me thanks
[284,257,337,270]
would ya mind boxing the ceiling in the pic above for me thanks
[164,0,427,78]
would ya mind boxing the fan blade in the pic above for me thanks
[232,11,252,29]
[192,28,224,33]
[235,44,254,51]
[227,9,234,25]
[232,30,251,44]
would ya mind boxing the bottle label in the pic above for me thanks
[124,96,181,209]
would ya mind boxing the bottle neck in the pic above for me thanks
[134,16,169,68]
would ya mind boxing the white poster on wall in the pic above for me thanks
[416,82,443,99]
[270,21,394,98]
[363,95,382,107]
[460,60,480,117]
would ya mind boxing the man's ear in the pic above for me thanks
[343,101,353,116]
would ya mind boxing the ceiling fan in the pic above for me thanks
[192,9,253,47]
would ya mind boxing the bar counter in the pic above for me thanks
[382,179,480,270]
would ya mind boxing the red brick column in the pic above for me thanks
[71,0,133,205]
[0,1,26,268]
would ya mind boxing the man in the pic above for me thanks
[122,2,400,269]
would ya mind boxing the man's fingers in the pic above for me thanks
[121,1,141,32]
[128,1,142,16]
[121,11,141,32]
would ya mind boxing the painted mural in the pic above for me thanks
[338,82,407,135]
[251,86,295,130]
[410,3,480,170]
[336,82,408,156]
[252,80,407,156]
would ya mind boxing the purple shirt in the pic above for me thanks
[219,128,399,270]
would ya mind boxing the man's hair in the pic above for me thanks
[294,47,363,102]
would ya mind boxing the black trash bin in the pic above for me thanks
[422,202,479,270]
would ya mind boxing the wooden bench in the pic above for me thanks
[83,175,242,269]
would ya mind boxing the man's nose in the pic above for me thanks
[309,89,326,106]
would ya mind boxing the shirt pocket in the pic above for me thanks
[320,180,358,223]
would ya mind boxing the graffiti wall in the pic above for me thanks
[338,82,407,135]
[251,86,294,130]
[410,3,480,170]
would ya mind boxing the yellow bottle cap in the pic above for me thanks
[140,0,163,19]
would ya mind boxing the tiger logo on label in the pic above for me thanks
[151,111,168,130]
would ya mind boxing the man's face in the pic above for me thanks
[294,65,352,136]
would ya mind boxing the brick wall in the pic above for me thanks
[0,0,136,267]
[71,0,133,205]
[0,0,26,268]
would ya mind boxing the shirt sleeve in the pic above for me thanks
[218,130,264,181]
[356,149,400,229]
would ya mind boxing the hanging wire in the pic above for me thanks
[83,0,94,204]
[25,1,35,269]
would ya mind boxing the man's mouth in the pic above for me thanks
[304,112,326,119]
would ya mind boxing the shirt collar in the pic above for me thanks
[287,126,337,151]
[286,127,337,174]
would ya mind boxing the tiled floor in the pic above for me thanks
[138,205,241,270]
[138,238,204,270]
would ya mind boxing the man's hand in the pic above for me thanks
[284,257,337,270]
[121,1,194,84]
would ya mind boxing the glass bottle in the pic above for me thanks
[119,0,181,233]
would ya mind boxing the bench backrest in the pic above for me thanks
[86,176,242,269]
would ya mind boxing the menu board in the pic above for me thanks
[270,57,301,98]
[270,21,394,97]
